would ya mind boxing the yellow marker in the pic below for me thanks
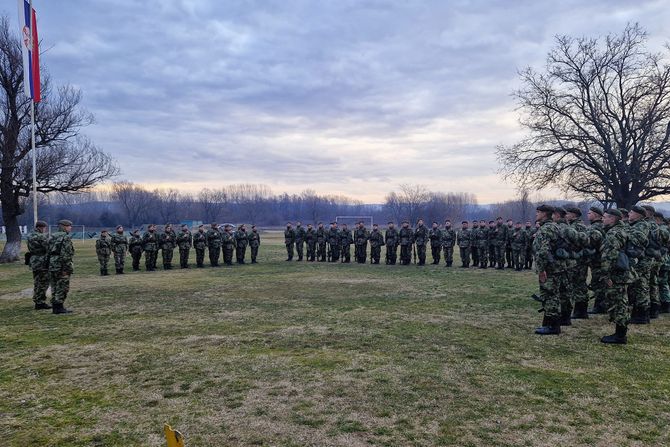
[164,423,185,447]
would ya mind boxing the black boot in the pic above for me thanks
[52,303,73,314]
[535,317,561,335]
[115,268,121,275]
[601,325,627,344]
[650,303,660,319]
[100,268,105,276]
[630,307,650,324]
[34,302,52,310]
[535,315,549,331]
[572,302,589,319]
[661,302,670,314]
[559,308,572,326]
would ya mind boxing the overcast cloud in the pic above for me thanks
[12,0,670,202]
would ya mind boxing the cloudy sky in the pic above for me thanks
[12,0,670,203]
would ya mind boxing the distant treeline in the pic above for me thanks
[6,182,601,229]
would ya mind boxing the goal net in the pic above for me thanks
[48,225,88,242]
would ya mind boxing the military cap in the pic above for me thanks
[35,220,48,228]
[536,204,554,213]
[58,219,73,226]
[198,224,204,228]
[402,220,409,224]
[373,223,379,227]
[132,229,139,233]
[462,220,468,224]
[605,208,622,218]
[101,229,108,233]
[224,224,232,228]
[211,222,218,226]
[565,206,582,216]
[496,216,503,220]
[642,205,655,213]
[552,206,566,216]
[388,221,394,224]
[630,205,646,215]
[116,225,123,229]
[589,206,604,216]
[618,208,628,216]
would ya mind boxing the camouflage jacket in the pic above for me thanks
[48,231,75,274]
[160,231,177,250]
[601,221,633,284]
[429,228,443,247]
[457,228,472,248]
[585,220,606,266]
[327,228,339,245]
[142,231,160,251]
[27,230,50,271]
[385,228,399,246]
[339,229,354,246]
[193,231,208,250]
[414,225,429,246]
[399,228,414,246]
[284,228,296,245]
[510,228,528,250]
[235,230,248,248]
[568,219,589,264]
[369,229,384,248]
[533,219,565,273]
[305,228,317,244]
[248,230,261,248]
[442,228,456,247]
[525,226,536,249]
[95,236,111,256]
[474,227,489,248]
[492,223,508,247]
[628,218,651,267]
[206,228,222,249]
[354,228,369,246]
[295,226,306,243]
[110,233,128,254]
[129,234,144,253]
[316,227,327,244]
[222,231,235,248]
[177,231,193,249]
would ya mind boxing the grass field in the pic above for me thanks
[2,233,670,446]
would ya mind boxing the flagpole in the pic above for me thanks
[29,0,37,225]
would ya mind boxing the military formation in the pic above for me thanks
[532,204,670,345]
[282,219,537,269]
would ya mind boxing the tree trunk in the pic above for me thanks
[0,206,21,263]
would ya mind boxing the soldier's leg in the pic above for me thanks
[98,254,107,275]
[146,250,153,270]
[519,250,526,271]
[471,247,478,267]
[659,262,670,312]
[480,247,488,268]
[50,272,71,306]
[525,249,533,269]
[650,263,660,318]
[572,264,589,318]
[33,270,50,306]
[630,267,651,323]
[196,248,204,267]
[536,275,561,334]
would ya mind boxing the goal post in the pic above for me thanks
[335,216,374,227]
[49,224,87,243]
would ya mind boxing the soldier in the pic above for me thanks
[552,206,583,326]
[305,223,317,262]
[505,218,514,268]
[399,221,414,265]
[222,224,235,266]
[600,209,633,344]
[340,223,353,263]
[295,222,306,261]
[160,224,177,270]
[492,217,508,269]
[192,225,208,268]
[235,224,248,264]
[110,225,128,274]
[414,219,429,266]
[327,222,340,262]
[369,223,384,264]
[656,213,670,314]
[95,230,111,276]
[627,206,652,324]
[487,221,497,268]
[48,219,75,314]
[142,224,160,271]
[442,219,456,267]
[177,224,192,268]
[129,229,144,271]
[524,221,535,269]
[642,205,664,319]
[565,206,589,319]
[316,222,327,262]
[429,222,442,265]
[585,207,607,314]
[284,222,296,261]
[510,222,528,271]
[385,221,399,265]
[27,220,51,310]
[533,205,566,335]
[354,221,370,263]
[206,223,222,267]
[476,220,489,269]
[470,220,480,267]
[457,221,472,268]
[248,225,261,264]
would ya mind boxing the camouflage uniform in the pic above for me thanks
[48,225,75,311]
[354,226,370,263]
[585,219,607,313]
[399,226,414,265]
[475,224,489,268]
[295,224,306,261]
[524,225,536,269]
[510,227,528,271]
[340,227,353,263]
[413,223,429,266]
[285,226,296,261]
[644,216,665,318]
[429,227,443,265]
[487,224,497,267]
[627,216,651,322]
[369,228,384,264]
[385,226,399,265]
[305,227,317,261]
[248,228,261,263]
[534,217,567,332]
[206,226,222,266]
[470,223,480,267]
[110,231,128,274]
[316,225,327,262]
[222,227,235,265]
[27,228,50,307]
[600,218,633,341]
[177,228,192,268]
[129,231,144,271]
[457,227,472,268]
[160,227,177,269]
[492,222,508,269]
[235,227,248,264]
[505,223,514,268]
[142,228,160,271]
[327,226,340,262]
[442,226,456,267]
[554,215,582,325]
[567,215,589,316]
[658,219,670,313]
[192,228,208,267]
[95,233,111,275]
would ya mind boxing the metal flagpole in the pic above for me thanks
[30,0,37,225]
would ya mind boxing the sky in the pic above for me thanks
[11,0,670,203]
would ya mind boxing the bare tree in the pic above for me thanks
[197,188,227,223]
[112,181,153,228]
[398,184,430,224]
[497,24,670,208]
[0,17,117,262]
[154,188,180,223]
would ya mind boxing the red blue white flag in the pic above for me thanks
[18,0,40,102]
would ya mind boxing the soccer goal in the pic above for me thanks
[48,225,88,243]
[335,216,374,227]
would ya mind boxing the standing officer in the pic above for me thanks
[222,224,235,266]
[305,223,317,262]
[316,222,327,262]
[385,222,399,265]
[585,207,607,314]
[295,222,306,261]
[129,229,144,271]
[429,222,442,265]
[493,217,508,269]
[285,222,296,261]
[457,221,472,268]
[510,222,528,271]
[442,220,456,267]
[206,223,222,267]
[354,221,370,263]
[95,229,111,276]
[248,225,261,264]
[160,224,177,270]
[142,224,160,271]
[235,224,248,264]
[477,220,489,269]
[49,220,75,314]
[192,224,208,268]
[327,222,340,262]
[470,220,480,267]
[110,225,128,275]
[177,224,192,268]
[414,219,429,266]
[565,206,589,318]
[369,223,384,264]
[398,221,413,265]
[627,206,652,324]
[27,220,51,310]
[340,223,353,263]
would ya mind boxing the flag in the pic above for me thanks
[18,0,40,102]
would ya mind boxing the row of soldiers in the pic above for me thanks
[282,218,536,268]
[532,204,670,344]
[94,223,261,274]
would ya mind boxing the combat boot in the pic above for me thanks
[572,302,589,319]
[559,308,572,326]
[100,268,105,276]
[535,315,549,331]
[535,317,561,335]
[630,307,650,324]
[115,268,121,275]
[650,303,660,319]
[52,303,73,314]
[34,302,52,310]
[601,325,627,344]
[661,302,670,313]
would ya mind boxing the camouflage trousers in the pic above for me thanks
[355,244,367,263]
[32,270,50,304]
[571,264,589,305]
[539,271,569,319]
[459,247,470,267]
[471,246,479,266]
[370,246,381,263]
[49,271,71,305]
[131,248,142,270]
[341,244,351,262]
[328,244,339,262]
[478,246,488,268]
[606,282,630,327]
[628,262,651,310]
[511,249,525,269]
[162,248,174,268]
[317,242,327,261]
[145,249,158,270]
[306,242,316,261]
[494,245,505,268]
[114,250,125,270]
[236,246,246,263]
[179,248,190,267]
[488,244,496,267]
[295,241,304,260]
[505,246,513,267]
[416,245,426,265]
[250,246,259,263]
[223,247,234,265]
[525,248,533,269]
[442,246,454,265]
[209,246,221,266]
[400,244,411,265]
[195,247,206,267]
[386,244,398,265]
[97,253,110,270]
[649,262,661,307]
[430,245,441,263]
[589,265,608,310]
[659,261,670,303]
[286,243,294,260]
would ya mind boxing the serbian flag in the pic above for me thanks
[18,0,40,102]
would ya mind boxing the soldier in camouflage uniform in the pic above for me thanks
[110,225,128,274]
[524,221,535,269]
[492,217,508,269]
[354,222,370,263]
[305,223,317,261]
[95,229,111,276]
[627,206,652,324]
[27,220,51,310]
[442,219,456,267]
[160,224,177,270]
[457,221,472,268]
[565,206,590,318]
[510,222,528,271]
[429,222,442,265]
[476,220,489,269]
[412,219,428,266]
[599,209,633,344]
[248,225,261,264]
[399,221,413,265]
[221,224,235,266]
[585,207,607,314]
[177,224,192,268]
[316,222,327,262]
[285,222,296,261]
[534,205,566,335]
[642,205,664,319]
[235,225,248,264]
[129,229,143,271]
[369,223,384,264]
[49,220,75,314]
[340,223,353,263]
[470,221,479,267]
[206,223,222,267]
[385,222,399,265]
[327,222,340,262]
[505,219,514,268]
[487,221,497,268]
[552,206,583,326]
[192,225,208,268]
[656,214,670,313]
[142,224,160,271]
[295,222,306,261]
